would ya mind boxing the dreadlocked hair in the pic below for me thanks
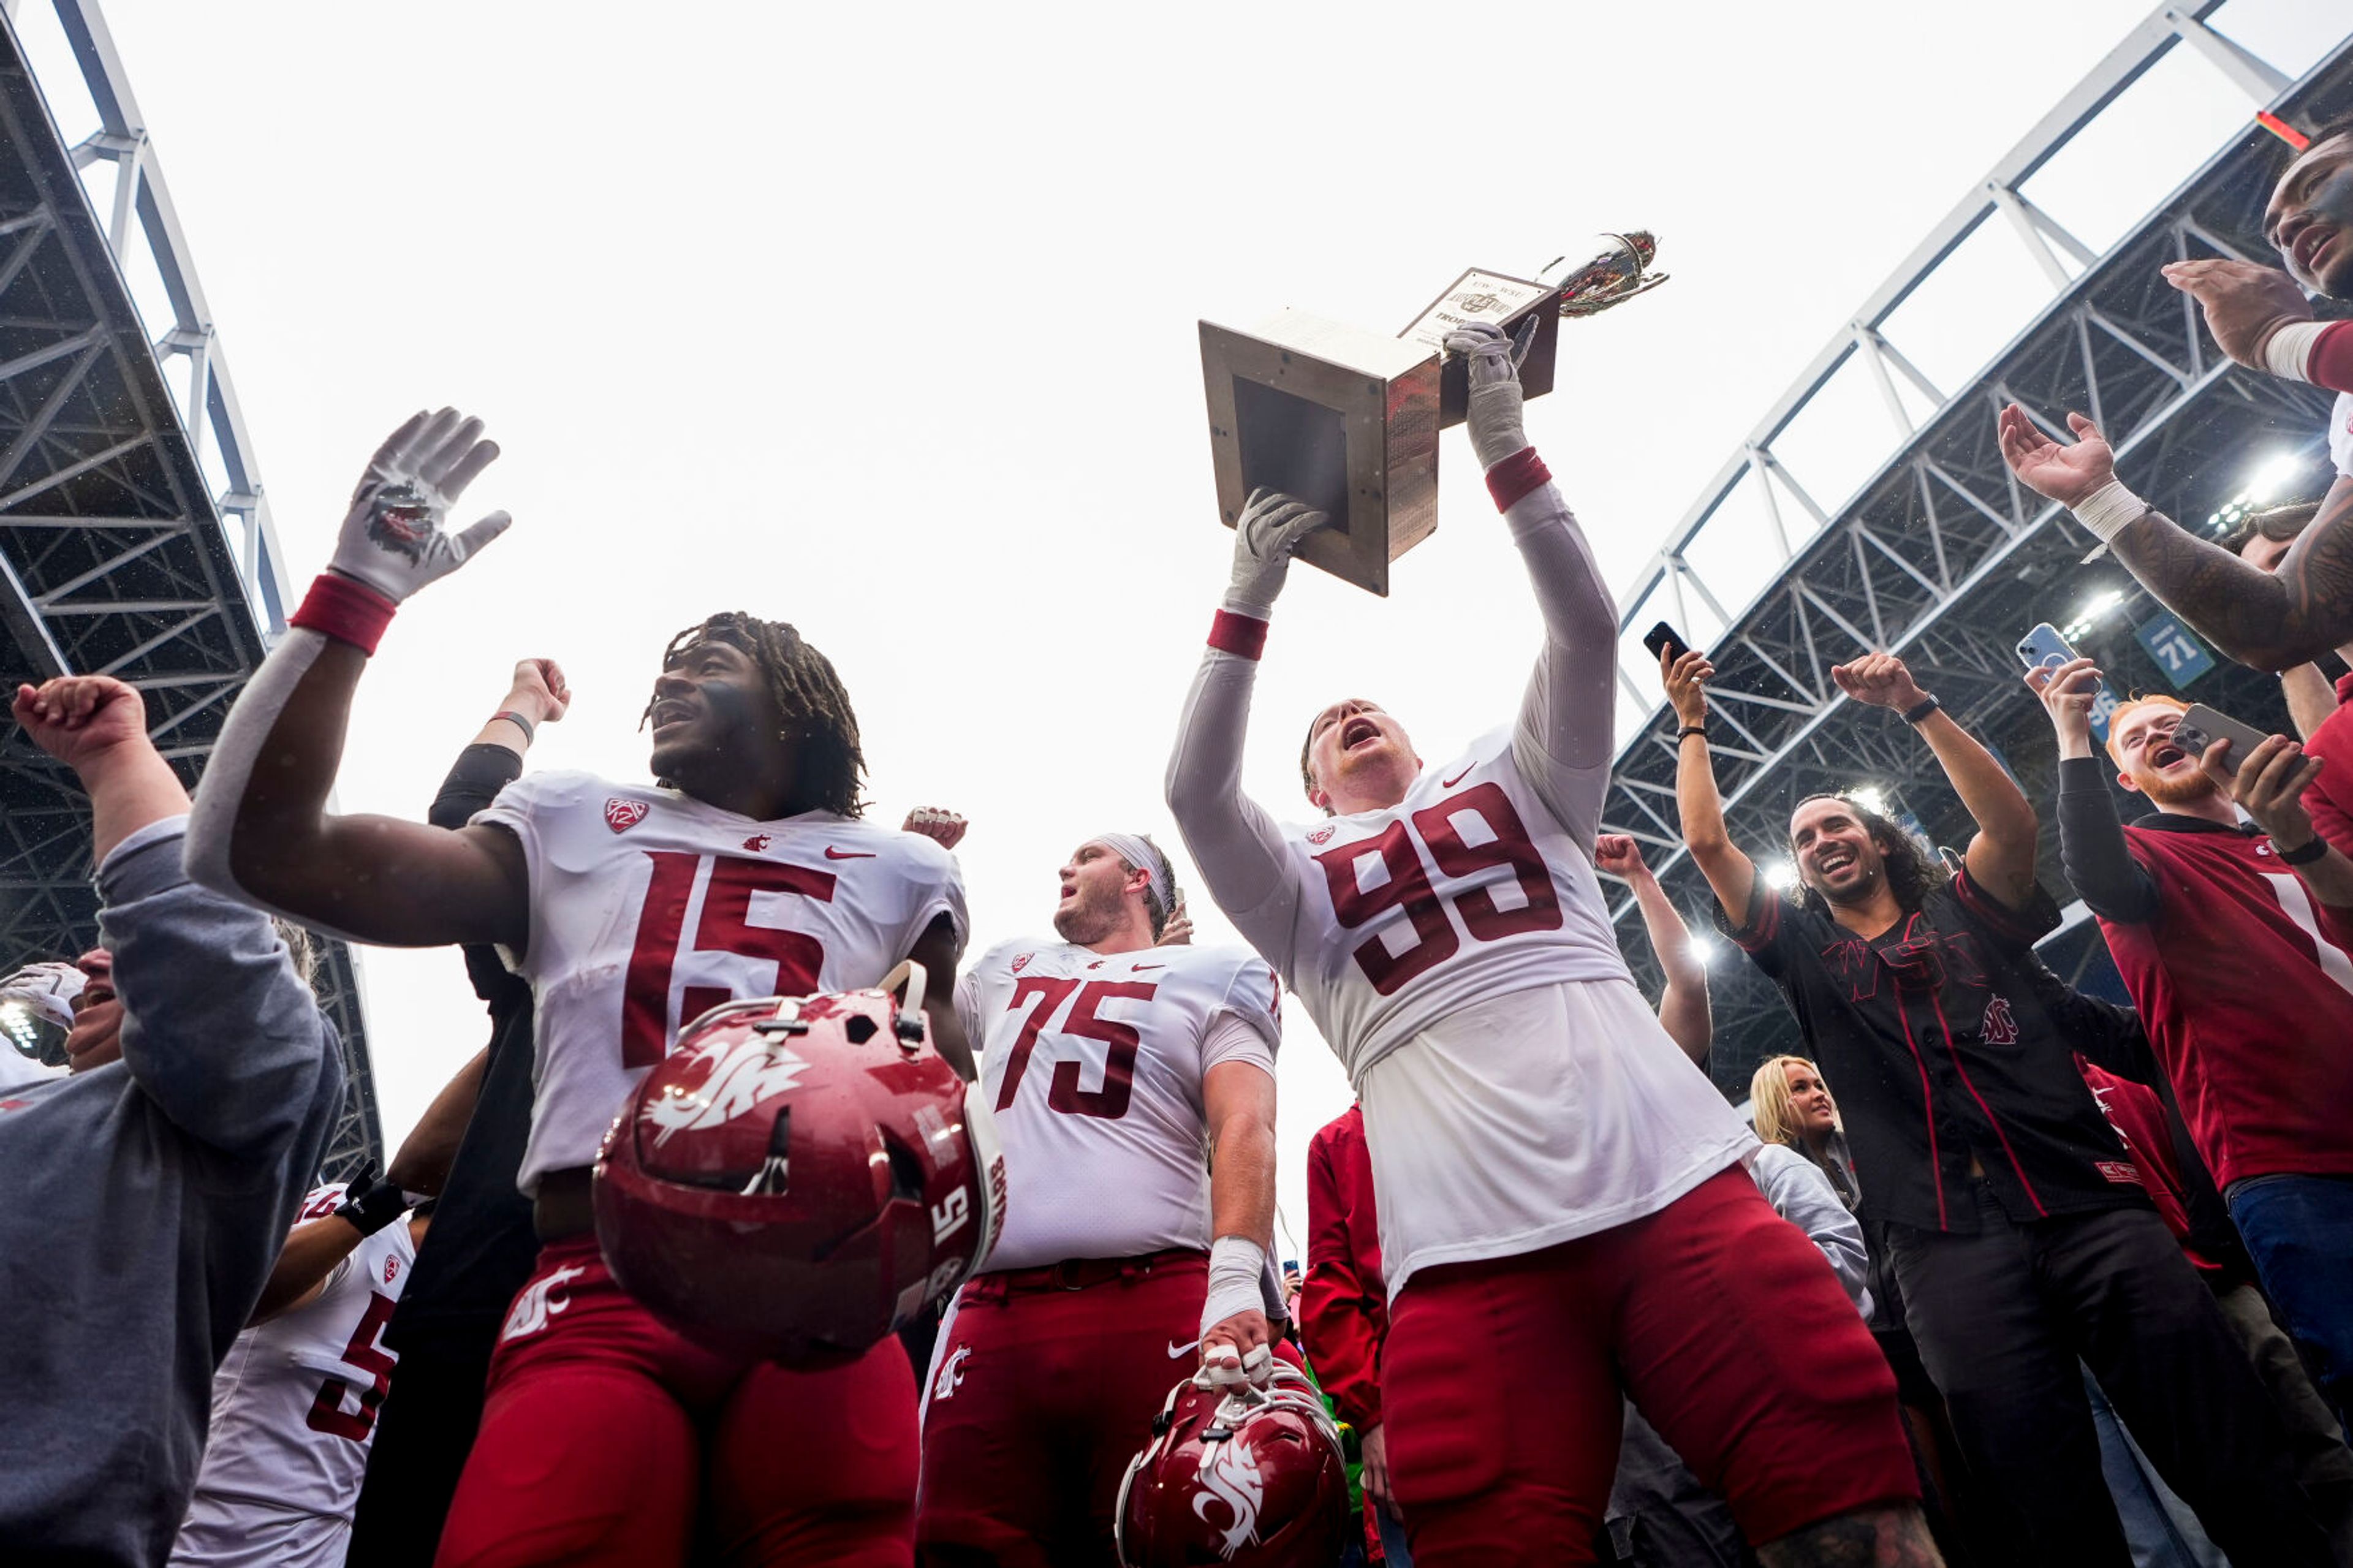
[648,612,866,817]
[1787,792,1949,919]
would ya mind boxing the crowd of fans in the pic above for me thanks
[2,107,2352,1568]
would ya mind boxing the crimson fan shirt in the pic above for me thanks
[2298,670,2353,857]
[1719,871,2148,1233]
[2099,815,2353,1191]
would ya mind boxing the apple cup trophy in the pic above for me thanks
[1199,233,1670,595]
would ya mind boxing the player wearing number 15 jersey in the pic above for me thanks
[915,832,1281,1566]
[189,412,972,1568]
[1167,323,1925,1566]
[173,1184,428,1568]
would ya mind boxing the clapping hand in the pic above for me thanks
[2161,259,2314,368]
[1996,405,2116,509]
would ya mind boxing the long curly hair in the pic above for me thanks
[646,612,866,818]
[1787,792,1949,918]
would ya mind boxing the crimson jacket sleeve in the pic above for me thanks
[1297,1120,1384,1432]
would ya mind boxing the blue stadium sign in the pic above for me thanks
[2134,611,2215,692]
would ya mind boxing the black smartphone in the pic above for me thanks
[1642,620,1691,664]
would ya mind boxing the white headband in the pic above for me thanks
[1089,833,1173,916]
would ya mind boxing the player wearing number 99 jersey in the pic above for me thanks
[915,833,1282,1567]
[173,1184,425,1568]
[191,437,974,1568]
[1167,322,1925,1564]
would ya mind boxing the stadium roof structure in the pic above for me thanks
[0,0,380,1175]
[1599,2,2353,1097]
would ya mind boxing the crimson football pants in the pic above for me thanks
[1382,1167,1918,1566]
[914,1251,1210,1567]
[433,1236,918,1568]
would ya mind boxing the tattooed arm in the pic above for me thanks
[1997,402,2353,672]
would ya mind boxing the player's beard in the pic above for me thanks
[2134,763,2218,809]
[1052,886,1119,946]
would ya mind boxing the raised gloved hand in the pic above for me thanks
[1223,487,1329,619]
[334,1165,415,1237]
[1444,317,1542,471]
[329,408,510,604]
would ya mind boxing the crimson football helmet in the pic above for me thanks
[593,961,1005,1368]
[1115,1362,1351,1566]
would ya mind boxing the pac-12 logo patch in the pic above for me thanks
[1010,953,1032,973]
[605,798,650,834]
[1307,825,1336,845]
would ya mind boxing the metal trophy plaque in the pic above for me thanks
[1201,236,1665,596]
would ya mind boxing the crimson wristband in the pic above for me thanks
[1485,447,1550,511]
[2313,320,2353,396]
[1208,610,1268,661]
[288,572,397,655]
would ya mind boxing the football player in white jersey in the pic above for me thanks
[1165,322,1935,1567]
[172,1181,430,1568]
[186,411,969,1567]
[915,831,1280,1564]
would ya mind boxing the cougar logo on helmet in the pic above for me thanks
[643,1039,809,1147]
[1194,1436,1266,1558]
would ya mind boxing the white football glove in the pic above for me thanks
[1444,318,1539,471]
[328,408,510,604]
[1223,487,1329,619]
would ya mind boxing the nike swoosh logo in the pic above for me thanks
[1442,766,1473,787]
[1167,1338,1201,1358]
[824,847,876,859]
[1133,964,1165,972]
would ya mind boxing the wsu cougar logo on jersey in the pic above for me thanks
[1980,996,2019,1045]
[604,798,650,834]
[1194,1435,1267,1559]
[501,1263,587,1341]
[642,1037,811,1148]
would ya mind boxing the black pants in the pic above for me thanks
[344,1338,494,1568]
[1886,1187,2328,1568]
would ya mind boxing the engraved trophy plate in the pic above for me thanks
[1398,269,1563,428]
[1199,311,1439,597]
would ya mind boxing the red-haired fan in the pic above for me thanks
[595,963,1005,1367]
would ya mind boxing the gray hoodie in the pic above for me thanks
[0,817,344,1566]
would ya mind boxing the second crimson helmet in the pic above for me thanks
[593,962,1004,1368]
[1115,1362,1351,1566]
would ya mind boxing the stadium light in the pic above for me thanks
[2206,451,2312,534]
[1847,785,1889,818]
[1,1001,35,1053]
[1688,933,1719,966]
[2062,588,2124,642]
[1763,859,1800,892]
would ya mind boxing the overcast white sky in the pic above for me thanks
[44,0,2343,1255]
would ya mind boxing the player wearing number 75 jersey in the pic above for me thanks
[1167,322,1931,1567]
[915,831,1283,1564]
[185,411,970,1568]
[2031,670,2353,1432]
[172,1182,429,1568]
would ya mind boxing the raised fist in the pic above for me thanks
[901,806,968,851]
[1830,652,1932,714]
[1593,834,1650,880]
[13,675,148,773]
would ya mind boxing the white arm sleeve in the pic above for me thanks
[183,628,380,941]
[1503,477,1620,852]
[1165,644,1302,969]
[1749,1145,1873,1317]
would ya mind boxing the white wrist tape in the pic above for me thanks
[2262,320,2329,383]
[2070,478,2150,545]
[1201,1235,1268,1337]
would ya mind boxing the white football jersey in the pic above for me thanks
[1267,729,1752,1292]
[173,1185,417,1557]
[2332,391,2353,479]
[474,770,969,1192]
[1270,726,1628,1081]
[955,940,1278,1271]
